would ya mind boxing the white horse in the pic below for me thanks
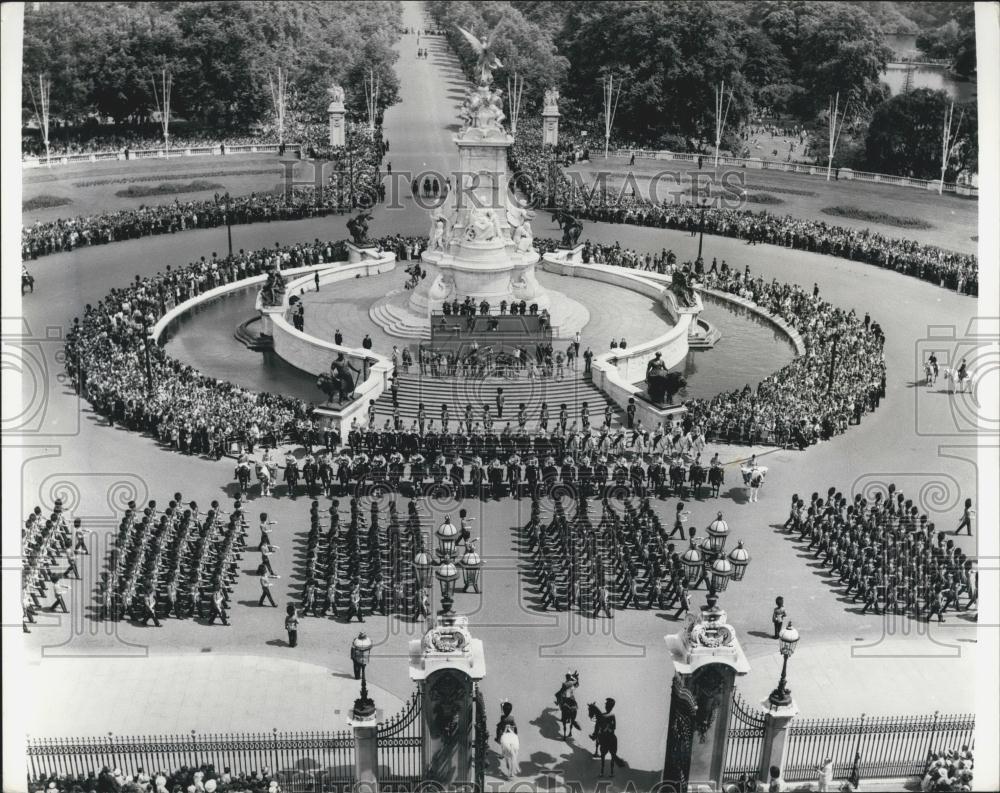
[256,462,273,497]
[942,366,971,393]
[499,724,519,778]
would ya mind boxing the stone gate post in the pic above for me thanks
[328,85,346,148]
[758,701,799,785]
[348,714,379,792]
[408,614,486,786]
[662,594,751,791]
[542,88,560,148]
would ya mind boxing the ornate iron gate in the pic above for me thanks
[377,690,423,789]
[663,675,697,787]
[473,686,488,792]
[723,690,767,782]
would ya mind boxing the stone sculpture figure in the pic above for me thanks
[429,207,451,251]
[553,210,583,248]
[347,211,372,245]
[465,208,502,242]
[328,84,345,104]
[456,26,504,85]
[544,88,560,109]
[647,368,687,404]
[506,206,534,252]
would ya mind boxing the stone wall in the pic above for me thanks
[151,255,397,433]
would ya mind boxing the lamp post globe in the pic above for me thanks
[352,631,373,666]
[435,558,459,615]
[707,512,730,553]
[680,539,703,583]
[709,555,734,592]
[436,516,459,557]
[727,540,751,581]
[459,547,484,593]
[778,621,800,657]
[413,548,433,589]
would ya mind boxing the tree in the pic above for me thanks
[21,1,403,133]
[557,1,752,147]
[754,1,891,116]
[426,0,568,107]
[864,88,976,179]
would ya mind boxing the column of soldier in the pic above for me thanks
[295,497,433,622]
[522,493,707,618]
[21,499,87,629]
[283,410,725,502]
[785,484,977,621]
[99,494,247,627]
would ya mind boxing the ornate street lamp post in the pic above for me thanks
[351,632,375,720]
[696,198,709,264]
[224,192,233,258]
[686,513,752,612]
[768,622,800,709]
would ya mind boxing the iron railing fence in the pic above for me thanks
[784,711,975,782]
[27,729,355,793]
[606,149,976,196]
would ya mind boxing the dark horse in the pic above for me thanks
[557,690,580,740]
[346,211,373,245]
[551,210,583,248]
[587,701,625,777]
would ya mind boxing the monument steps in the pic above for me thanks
[369,301,433,340]
[371,372,624,430]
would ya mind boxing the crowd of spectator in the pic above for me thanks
[62,239,354,459]
[29,764,287,793]
[922,747,974,791]
[509,127,978,296]
[22,192,342,260]
[22,128,284,159]
[686,262,886,448]
[22,126,386,260]
[541,234,887,449]
[64,207,887,457]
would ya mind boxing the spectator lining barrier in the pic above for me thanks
[26,730,356,792]
[606,149,978,197]
[22,144,303,169]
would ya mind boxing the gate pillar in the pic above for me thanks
[663,594,750,791]
[408,615,486,787]
[758,701,799,786]
[348,714,379,792]
[328,87,346,148]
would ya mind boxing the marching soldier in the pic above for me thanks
[141,586,162,627]
[507,452,523,499]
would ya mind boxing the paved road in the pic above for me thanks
[11,1,988,789]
